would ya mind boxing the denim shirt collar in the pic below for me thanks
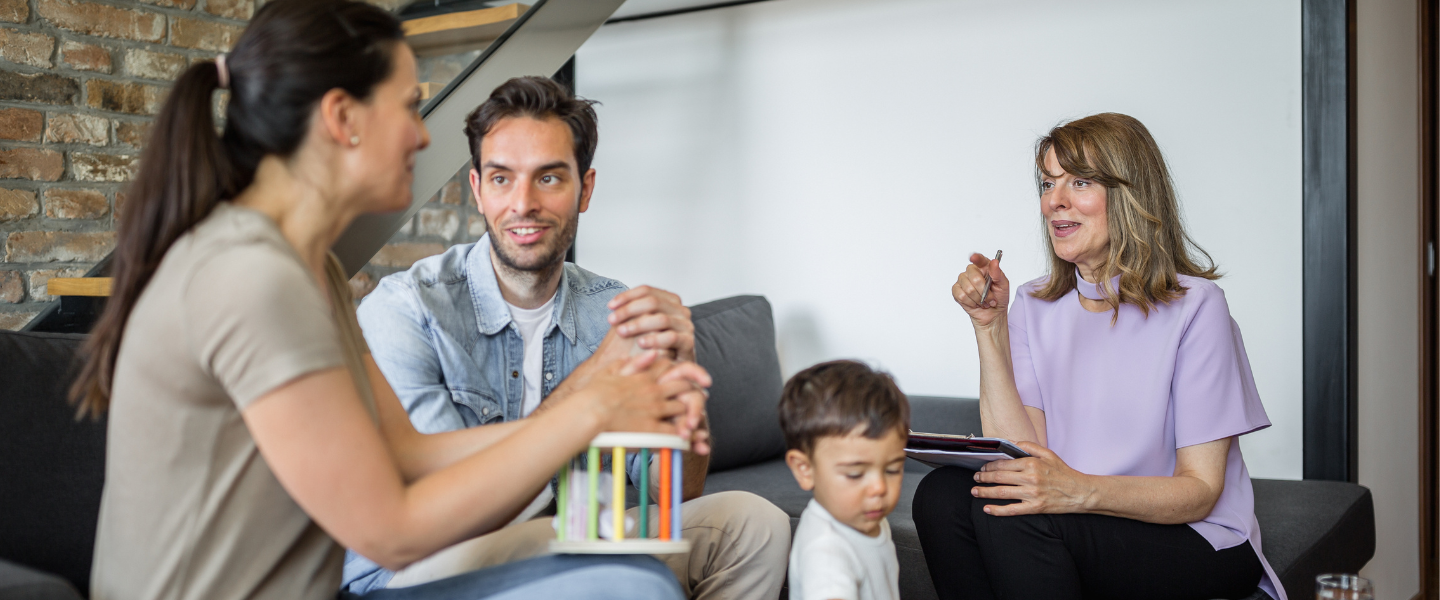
[465,233,579,345]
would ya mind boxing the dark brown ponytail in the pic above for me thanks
[72,0,403,416]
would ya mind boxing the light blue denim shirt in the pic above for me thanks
[343,234,644,593]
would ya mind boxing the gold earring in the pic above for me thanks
[350,135,360,146]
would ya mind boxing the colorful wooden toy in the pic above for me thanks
[551,432,691,554]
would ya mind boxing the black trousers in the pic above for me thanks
[911,467,1264,600]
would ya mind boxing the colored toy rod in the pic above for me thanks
[613,447,625,541]
[672,451,683,540]
[659,448,672,539]
[587,446,600,541]
[638,448,650,538]
[557,458,568,541]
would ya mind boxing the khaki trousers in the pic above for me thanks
[388,491,791,600]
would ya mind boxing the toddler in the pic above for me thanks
[779,360,909,600]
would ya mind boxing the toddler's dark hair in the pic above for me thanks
[778,360,910,455]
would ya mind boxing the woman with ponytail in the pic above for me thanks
[75,2,699,599]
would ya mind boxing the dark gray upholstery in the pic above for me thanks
[0,560,82,600]
[691,298,1376,600]
[1253,479,1375,597]
[0,296,1378,600]
[907,395,983,437]
[692,295,787,472]
[0,331,103,597]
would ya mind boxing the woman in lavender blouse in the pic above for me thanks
[911,113,1284,600]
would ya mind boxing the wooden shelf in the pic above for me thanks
[47,277,112,297]
[403,3,530,58]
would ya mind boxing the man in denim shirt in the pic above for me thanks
[345,77,790,599]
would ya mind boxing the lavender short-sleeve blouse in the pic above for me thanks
[1008,272,1285,600]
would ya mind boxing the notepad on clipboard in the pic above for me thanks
[905,431,1030,470]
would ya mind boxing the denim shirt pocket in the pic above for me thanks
[448,387,504,426]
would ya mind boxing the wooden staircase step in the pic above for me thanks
[47,277,112,297]
[403,3,530,58]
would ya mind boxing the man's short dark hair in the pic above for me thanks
[778,360,910,455]
[463,76,599,174]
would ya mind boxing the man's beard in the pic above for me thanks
[486,213,578,273]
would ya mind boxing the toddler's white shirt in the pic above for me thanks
[787,499,899,600]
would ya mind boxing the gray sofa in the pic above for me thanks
[688,295,1376,600]
[0,331,100,600]
[0,295,1376,600]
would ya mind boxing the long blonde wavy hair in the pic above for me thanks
[1031,113,1219,319]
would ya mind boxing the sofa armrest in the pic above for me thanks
[0,559,83,600]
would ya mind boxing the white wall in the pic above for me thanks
[576,0,1305,479]
[1355,0,1422,596]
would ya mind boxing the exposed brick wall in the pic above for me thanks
[0,0,253,328]
[0,0,482,328]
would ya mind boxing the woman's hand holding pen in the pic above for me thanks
[952,251,1009,329]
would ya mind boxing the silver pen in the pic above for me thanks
[978,250,1003,304]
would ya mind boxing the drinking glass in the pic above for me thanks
[1316,574,1373,600]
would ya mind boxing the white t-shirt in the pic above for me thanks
[788,499,899,600]
[505,294,556,526]
[506,295,555,417]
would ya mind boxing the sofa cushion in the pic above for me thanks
[909,395,981,436]
[691,296,787,472]
[0,559,83,600]
[0,331,104,595]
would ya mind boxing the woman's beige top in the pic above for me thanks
[91,203,375,600]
